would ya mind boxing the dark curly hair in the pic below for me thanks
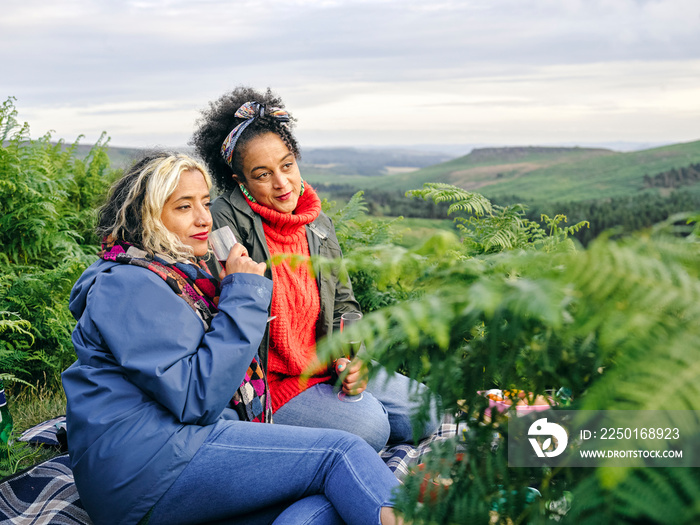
[191,86,300,193]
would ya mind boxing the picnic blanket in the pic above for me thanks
[0,416,456,524]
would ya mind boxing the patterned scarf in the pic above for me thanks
[220,101,290,169]
[101,240,272,423]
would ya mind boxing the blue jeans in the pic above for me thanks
[148,420,399,525]
[274,368,441,452]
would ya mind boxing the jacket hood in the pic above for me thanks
[69,259,119,321]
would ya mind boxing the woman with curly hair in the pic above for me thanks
[62,152,404,525]
[192,87,439,453]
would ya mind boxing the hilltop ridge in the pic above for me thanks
[465,146,612,163]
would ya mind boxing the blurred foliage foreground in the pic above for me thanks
[322,186,700,524]
[2,97,700,523]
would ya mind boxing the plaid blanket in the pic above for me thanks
[17,416,67,447]
[1,416,456,524]
[379,417,457,478]
[0,454,90,525]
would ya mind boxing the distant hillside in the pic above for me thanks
[66,143,151,170]
[64,140,700,206]
[461,146,612,164]
[63,143,454,178]
[367,141,700,203]
[299,147,454,179]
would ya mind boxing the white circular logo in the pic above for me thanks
[527,418,569,458]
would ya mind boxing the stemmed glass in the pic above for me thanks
[337,312,363,403]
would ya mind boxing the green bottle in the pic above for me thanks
[0,382,13,446]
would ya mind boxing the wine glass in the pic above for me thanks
[340,312,363,358]
[337,312,363,403]
[209,226,237,267]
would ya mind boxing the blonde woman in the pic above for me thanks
[62,152,404,525]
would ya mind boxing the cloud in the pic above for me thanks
[292,59,700,144]
[2,0,699,146]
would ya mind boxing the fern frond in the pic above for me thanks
[0,312,33,340]
[407,183,493,217]
[331,190,368,224]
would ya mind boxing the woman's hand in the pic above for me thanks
[219,243,266,278]
[335,357,368,396]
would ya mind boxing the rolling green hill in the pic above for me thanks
[367,141,700,203]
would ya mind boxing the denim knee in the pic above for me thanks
[273,495,343,525]
[273,384,392,452]
[353,404,391,452]
[319,401,391,452]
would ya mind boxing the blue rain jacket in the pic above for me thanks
[61,259,272,525]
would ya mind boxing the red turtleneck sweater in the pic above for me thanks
[246,185,330,411]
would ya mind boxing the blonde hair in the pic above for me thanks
[97,152,212,261]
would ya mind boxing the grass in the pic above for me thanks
[0,377,67,479]
[9,379,66,431]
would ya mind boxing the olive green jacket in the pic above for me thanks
[210,186,361,368]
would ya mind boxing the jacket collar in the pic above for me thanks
[226,185,257,218]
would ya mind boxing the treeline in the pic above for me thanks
[320,184,453,218]
[643,163,700,189]
[516,190,700,245]
[365,189,452,217]
[328,184,700,247]
[321,183,700,245]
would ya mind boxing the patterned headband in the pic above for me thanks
[220,101,290,169]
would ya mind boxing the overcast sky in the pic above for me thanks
[2,0,699,153]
